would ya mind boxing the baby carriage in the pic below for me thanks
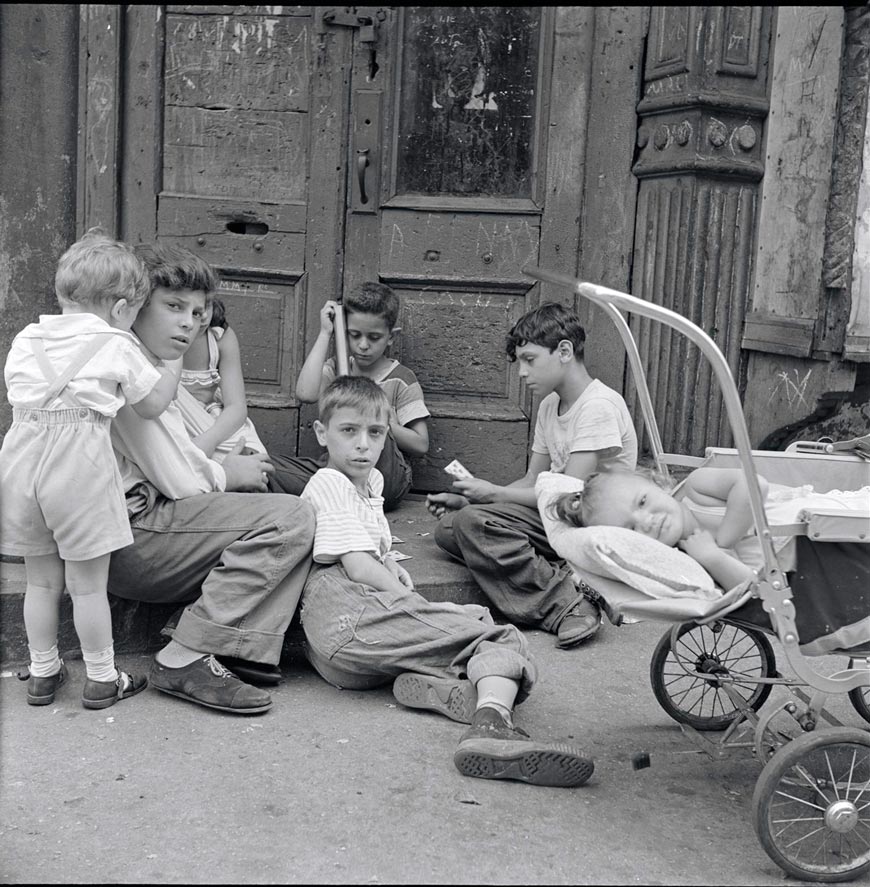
[525,266,870,883]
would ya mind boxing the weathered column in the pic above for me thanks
[628,6,772,456]
[0,5,80,435]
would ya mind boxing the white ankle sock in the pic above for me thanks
[476,700,513,725]
[29,645,62,678]
[82,645,119,683]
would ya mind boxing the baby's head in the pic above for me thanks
[54,228,150,327]
[552,468,683,546]
[315,376,391,483]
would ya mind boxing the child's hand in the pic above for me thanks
[678,529,721,562]
[222,440,273,492]
[385,557,414,591]
[320,300,339,335]
[452,477,498,503]
[426,492,470,518]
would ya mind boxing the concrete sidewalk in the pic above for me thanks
[3,618,864,885]
[2,497,867,884]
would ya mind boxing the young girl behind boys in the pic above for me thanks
[0,229,179,709]
[178,296,267,460]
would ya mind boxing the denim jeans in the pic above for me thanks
[434,503,580,633]
[108,484,315,665]
[268,432,412,512]
[299,563,536,702]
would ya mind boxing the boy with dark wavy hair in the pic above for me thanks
[428,302,638,648]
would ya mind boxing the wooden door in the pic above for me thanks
[82,6,591,487]
[82,5,354,451]
[299,7,590,489]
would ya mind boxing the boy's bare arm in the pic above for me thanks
[130,362,181,419]
[450,451,551,507]
[295,300,339,402]
[389,415,429,456]
[341,551,407,596]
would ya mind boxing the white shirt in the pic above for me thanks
[5,313,161,414]
[111,400,228,504]
[532,378,638,473]
[110,334,227,503]
[301,468,391,564]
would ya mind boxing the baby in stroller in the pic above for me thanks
[551,466,765,590]
[550,464,869,591]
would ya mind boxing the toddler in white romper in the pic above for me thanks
[0,229,179,710]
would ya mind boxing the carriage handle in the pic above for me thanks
[523,267,870,695]
[523,265,779,574]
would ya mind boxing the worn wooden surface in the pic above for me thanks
[574,6,647,395]
[749,7,842,338]
[338,7,606,489]
[846,107,870,361]
[629,6,771,456]
[0,4,79,435]
[119,5,164,244]
[77,4,122,234]
[742,7,858,445]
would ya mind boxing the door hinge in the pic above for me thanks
[317,7,388,44]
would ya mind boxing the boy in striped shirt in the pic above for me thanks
[299,375,594,788]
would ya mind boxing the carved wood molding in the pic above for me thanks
[633,6,771,182]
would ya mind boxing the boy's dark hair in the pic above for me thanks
[344,281,399,330]
[209,297,228,329]
[134,242,218,299]
[318,375,390,426]
[505,302,586,363]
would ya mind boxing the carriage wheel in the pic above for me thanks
[753,728,870,882]
[650,622,776,731]
[846,659,870,726]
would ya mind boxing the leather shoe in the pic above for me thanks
[556,596,602,648]
[216,656,282,686]
[21,662,68,706]
[82,670,148,710]
[150,654,273,715]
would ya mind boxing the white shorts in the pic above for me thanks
[0,408,132,561]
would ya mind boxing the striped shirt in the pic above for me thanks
[301,467,392,564]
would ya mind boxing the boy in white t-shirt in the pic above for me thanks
[428,302,638,648]
[0,229,179,710]
[299,375,594,787]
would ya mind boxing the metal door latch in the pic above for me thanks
[317,7,387,44]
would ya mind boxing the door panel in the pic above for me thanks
[158,7,316,411]
[109,5,351,449]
